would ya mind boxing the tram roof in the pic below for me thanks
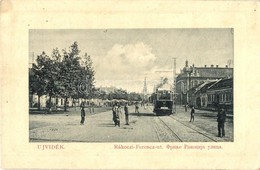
[157,83,172,91]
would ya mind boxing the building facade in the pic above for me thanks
[186,78,233,113]
[206,78,233,112]
[176,60,233,105]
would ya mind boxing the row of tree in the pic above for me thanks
[29,41,143,111]
[96,88,142,101]
[29,42,95,111]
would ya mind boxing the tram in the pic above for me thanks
[153,82,174,116]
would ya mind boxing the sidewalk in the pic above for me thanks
[176,105,233,118]
[173,105,234,141]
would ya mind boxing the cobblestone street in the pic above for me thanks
[30,105,233,142]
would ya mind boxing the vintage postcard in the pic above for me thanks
[1,0,260,169]
[28,29,234,143]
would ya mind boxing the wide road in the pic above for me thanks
[29,105,233,142]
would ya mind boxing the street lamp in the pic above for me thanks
[186,70,193,105]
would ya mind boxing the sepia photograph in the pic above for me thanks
[29,29,234,142]
[2,0,260,169]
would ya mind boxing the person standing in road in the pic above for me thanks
[80,107,86,125]
[115,104,122,127]
[217,108,226,137]
[112,103,117,125]
[135,103,139,115]
[185,103,188,112]
[124,103,129,125]
[189,106,195,122]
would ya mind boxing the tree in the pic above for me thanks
[128,92,142,101]
[29,62,46,110]
[40,51,62,111]
[29,41,96,112]
[81,53,95,99]
[30,50,63,111]
[60,42,82,111]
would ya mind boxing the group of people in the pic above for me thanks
[186,104,227,138]
[79,102,130,127]
[112,103,129,127]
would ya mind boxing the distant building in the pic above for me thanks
[187,80,217,108]
[187,77,233,113]
[206,77,233,112]
[176,60,233,104]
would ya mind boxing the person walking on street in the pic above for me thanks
[112,103,117,125]
[80,107,86,125]
[115,104,122,127]
[135,103,139,115]
[124,103,129,125]
[217,108,226,137]
[185,103,188,112]
[189,106,195,122]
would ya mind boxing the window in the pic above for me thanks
[227,93,231,101]
[194,80,198,86]
[181,82,184,92]
[157,91,171,100]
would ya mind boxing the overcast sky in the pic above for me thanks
[29,29,233,93]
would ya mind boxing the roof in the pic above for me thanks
[157,83,172,91]
[177,67,233,79]
[195,81,217,94]
[196,67,233,78]
[187,80,216,94]
[208,78,233,90]
[187,82,205,94]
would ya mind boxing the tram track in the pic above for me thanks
[152,121,163,142]
[157,116,183,142]
[147,107,182,142]
[147,106,217,142]
[168,115,217,142]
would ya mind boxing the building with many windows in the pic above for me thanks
[206,77,233,112]
[176,60,233,105]
[186,77,233,113]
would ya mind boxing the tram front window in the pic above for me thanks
[157,90,171,100]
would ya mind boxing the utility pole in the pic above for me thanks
[143,77,147,102]
[173,57,176,93]
[173,57,177,113]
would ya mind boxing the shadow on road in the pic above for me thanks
[130,112,155,117]
[98,123,117,127]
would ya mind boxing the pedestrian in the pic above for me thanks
[112,103,117,125]
[115,104,122,127]
[135,103,139,115]
[80,107,86,125]
[217,108,226,137]
[184,103,188,112]
[91,102,95,113]
[189,106,195,122]
[124,103,129,125]
[80,101,84,110]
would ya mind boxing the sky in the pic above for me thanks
[29,29,233,93]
